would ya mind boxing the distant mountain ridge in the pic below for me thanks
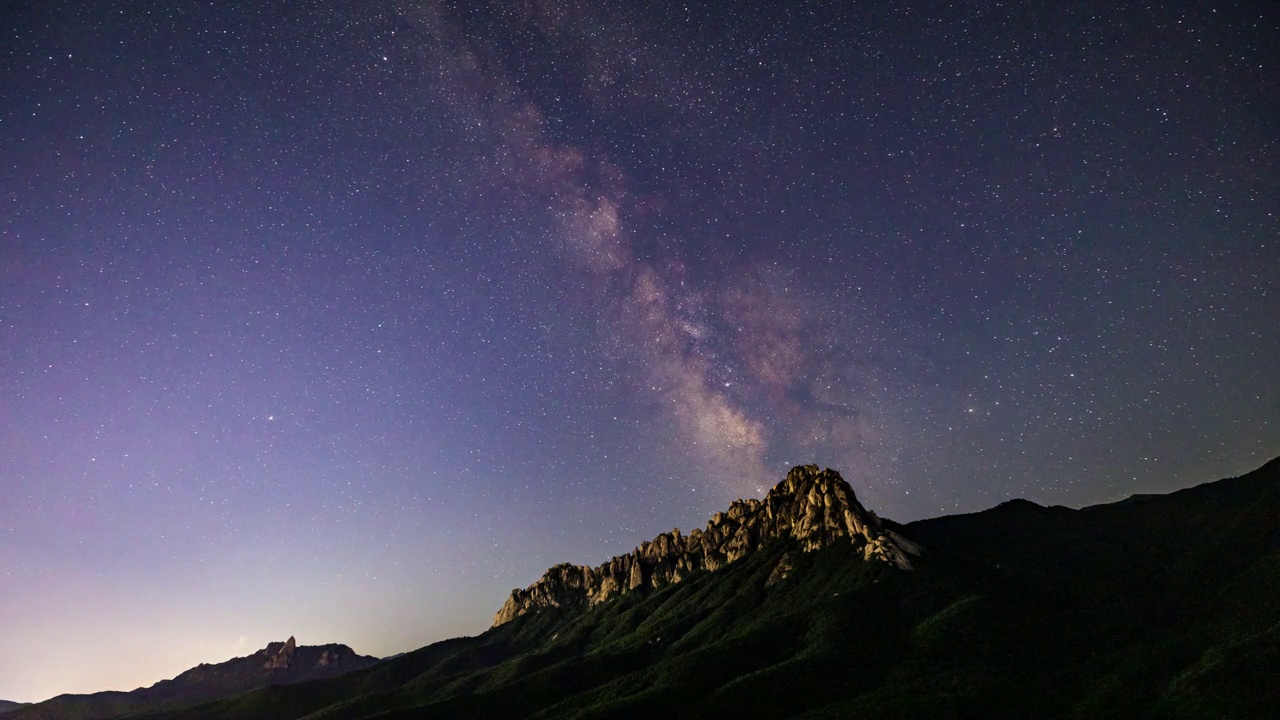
[0,701,28,714]
[5,638,376,720]
[494,464,922,625]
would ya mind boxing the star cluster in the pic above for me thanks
[2,0,1276,703]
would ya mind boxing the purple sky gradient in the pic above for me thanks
[2,0,1277,703]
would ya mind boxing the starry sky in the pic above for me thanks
[2,0,1277,703]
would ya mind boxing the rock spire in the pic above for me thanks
[263,636,297,669]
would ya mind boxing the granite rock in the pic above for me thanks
[493,465,922,625]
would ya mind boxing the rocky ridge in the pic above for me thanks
[2,638,380,720]
[163,637,371,682]
[493,465,922,625]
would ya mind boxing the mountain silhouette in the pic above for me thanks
[2,638,376,720]
[9,459,1278,719]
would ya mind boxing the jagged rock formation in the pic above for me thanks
[263,636,297,669]
[765,552,794,587]
[493,465,922,626]
[153,637,375,687]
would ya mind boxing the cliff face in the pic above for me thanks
[493,465,922,626]
[262,636,297,669]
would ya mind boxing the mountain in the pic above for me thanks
[0,701,29,714]
[6,638,377,720]
[494,465,922,625]
[24,459,1280,719]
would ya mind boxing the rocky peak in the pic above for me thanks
[263,636,297,669]
[493,465,922,626]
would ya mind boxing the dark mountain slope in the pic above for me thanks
[86,459,1280,718]
[140,544,931,720]
[900,456,1280,718]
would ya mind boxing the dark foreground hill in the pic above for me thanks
[3,638,376,720]
[20,459,1280,719]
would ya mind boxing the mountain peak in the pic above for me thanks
[493,465,922,626]
[763,464,918,558]
[263,636,297,669]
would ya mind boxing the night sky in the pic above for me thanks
[2,0,1277,703]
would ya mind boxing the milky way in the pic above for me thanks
[2,0,1276,702]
